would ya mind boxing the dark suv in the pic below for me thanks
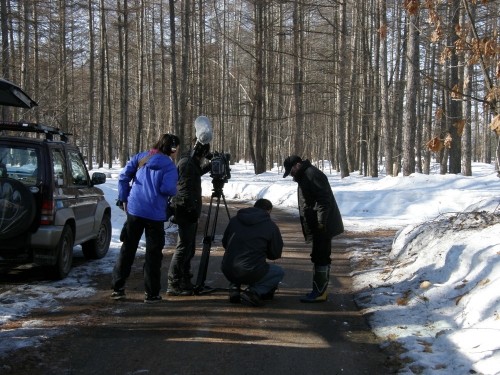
[0,79,111,279]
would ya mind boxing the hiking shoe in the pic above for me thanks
[111,289,126,300]
[144,294,163,304]
[300,289,328,303]
[166,285,194,296]
[241,289,264,307]
[229,285,241,304]
[261,287,277,301]
[180,279,195,292]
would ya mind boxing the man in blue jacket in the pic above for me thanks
[111,133,179,303]
[221,199,284,307]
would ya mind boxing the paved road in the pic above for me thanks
[0,199,396,375]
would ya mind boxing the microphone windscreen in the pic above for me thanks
[194,116,213,145]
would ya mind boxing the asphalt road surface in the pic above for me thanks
[0,199,399,375]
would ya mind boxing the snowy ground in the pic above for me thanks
[1,160,499,375]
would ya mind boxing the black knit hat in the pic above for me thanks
[283,155,302,178]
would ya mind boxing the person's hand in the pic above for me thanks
[316,223,325,233]
[116,200,124,210]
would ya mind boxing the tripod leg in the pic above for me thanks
[195,194,220,293]
[221,193,230,220]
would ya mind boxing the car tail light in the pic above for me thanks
[40,199,55,225]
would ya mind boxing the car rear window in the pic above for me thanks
[0,145,40,185]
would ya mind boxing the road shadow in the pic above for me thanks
[0,199,397,375]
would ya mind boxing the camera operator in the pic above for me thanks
[221,199,284,307]
[167,138,212,296]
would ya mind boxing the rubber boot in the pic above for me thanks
[300,265,330,303]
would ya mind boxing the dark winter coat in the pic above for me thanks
[294,159,344,241]
[171,151,210,223]
[221,207,283,285]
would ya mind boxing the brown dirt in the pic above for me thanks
[0,199,399,375]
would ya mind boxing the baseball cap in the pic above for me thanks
[283,155,302,178]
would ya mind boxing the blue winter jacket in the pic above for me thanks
[118,150,178,221]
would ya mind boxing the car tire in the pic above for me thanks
[49,224,74,280]
[0,178,35,240]
[82,214,111,259]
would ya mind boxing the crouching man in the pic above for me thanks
[221,199,284,307]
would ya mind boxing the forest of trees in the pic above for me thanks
[1,0,499,177]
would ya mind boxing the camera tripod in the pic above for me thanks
[194,178,231,294]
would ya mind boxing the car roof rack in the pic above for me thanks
[0,121,72,142]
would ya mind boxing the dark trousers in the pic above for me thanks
[112,214,165,296]
[168,220,198,285]
[310,231,332,266]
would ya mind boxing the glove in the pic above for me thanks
[316,223,325,233]
[116,200,124,210]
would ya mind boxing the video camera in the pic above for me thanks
[210,151,231,182]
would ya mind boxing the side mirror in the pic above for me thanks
[91,172,107,185]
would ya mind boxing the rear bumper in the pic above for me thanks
[31,225,63,265]
[30,225,64,249]
[0,225,63,265]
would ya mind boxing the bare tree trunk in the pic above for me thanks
[423,45,436,175]
[159,1,168,130]
[379,0,392,176]
[135,0,145,154]
[87,0,95,170]
[21,0,30,89]
[57,0,69,134]
[495,136,500,174]
[461,5,474,176]
[254,1,266,174]
[196,0,204,115]
[117,0,130,166]
[447,0,462,174]
[179,0,190,143]
[169,0,180,137]
[369,0,378,178]
[1,0,9,81]
[98,0,107,168]
[1,0,9,119]
[440,89,448,174]
[292,0,304,154]
[402,9,419,176]
[461,72,473,175]
[336,1,349,178]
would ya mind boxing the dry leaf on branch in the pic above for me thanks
[440,47,452,64]
[451,84,462,100]
[485,87,500,112]
[426,137,444,152]
[444,133,453,149]
[490,115,500,136]
[404,0,419,15]
[435,107,443,120]
[378,24,388,39]
[455,119,465,136]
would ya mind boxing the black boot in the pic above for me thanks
[228,283,241,303]
[300,265,330,303]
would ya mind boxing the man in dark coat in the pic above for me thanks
[221,199,284,307]
[167,139,211,296]
[283,155,344,302]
